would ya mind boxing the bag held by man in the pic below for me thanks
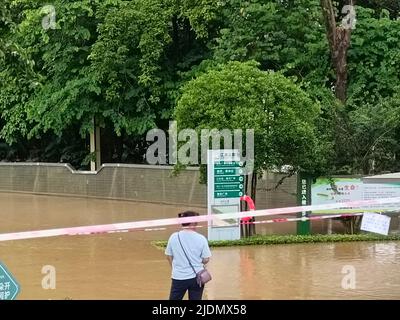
[196,268,212,287]
[178,232,212,287]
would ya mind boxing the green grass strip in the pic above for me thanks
[152,233,400,249]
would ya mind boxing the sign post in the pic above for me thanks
[0,262,20,300]
[208,149,244,241]
[297,174,311,235]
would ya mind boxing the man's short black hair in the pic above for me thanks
[178,211,199,227]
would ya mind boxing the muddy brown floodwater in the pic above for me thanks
[0,192,399,299]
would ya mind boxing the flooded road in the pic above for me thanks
[0,192,399,299]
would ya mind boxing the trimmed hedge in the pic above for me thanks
[152,233,400,249]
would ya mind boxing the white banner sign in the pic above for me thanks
[360,213,391,236]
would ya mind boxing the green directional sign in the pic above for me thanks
[214,168,243,176]
[213,161,244,197]
[214,161,243,168]
[214,191,244,198]
[0,262,20,300]
[208,150,243,241]
[215,176,244,183]
[215,183,244,190]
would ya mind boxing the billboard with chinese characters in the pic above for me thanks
[311,177,400,214]
[311,178,363,214]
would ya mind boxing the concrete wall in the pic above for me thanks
[0,163,297,208]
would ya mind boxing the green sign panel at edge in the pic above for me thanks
[214,168,243,176]
[214,161,243,168]
[214,191,244,198]
[215,176,244,183]
[215,183,244,191]
[0,262,20,300]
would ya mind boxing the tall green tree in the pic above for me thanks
[0,0,216,164]
[347,7,400,105]
[212,0,330,88]
[175,61,328,200]
[349,92,400,174]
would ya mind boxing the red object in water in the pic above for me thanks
[240,195,255,223]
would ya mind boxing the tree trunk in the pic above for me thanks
[333,27,351,102]
[250,171,257,236]
[320,0,352,103]
[90,117,101,172]
[241,174,250,237]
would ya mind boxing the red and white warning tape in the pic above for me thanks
[0,197,399,242]
[247,212,364,225]
[142,212,365,232]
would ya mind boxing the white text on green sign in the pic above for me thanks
[214,191,244,198]
[214,161,243,168]
[215,183,244,191]
[214,168,243,176]
[214,176,243,183]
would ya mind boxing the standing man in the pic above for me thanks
[165,211,212,300]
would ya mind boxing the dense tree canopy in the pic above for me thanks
[0,0,399,174]
[175,61,326,175]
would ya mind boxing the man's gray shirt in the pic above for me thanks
[165,230,212,280]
